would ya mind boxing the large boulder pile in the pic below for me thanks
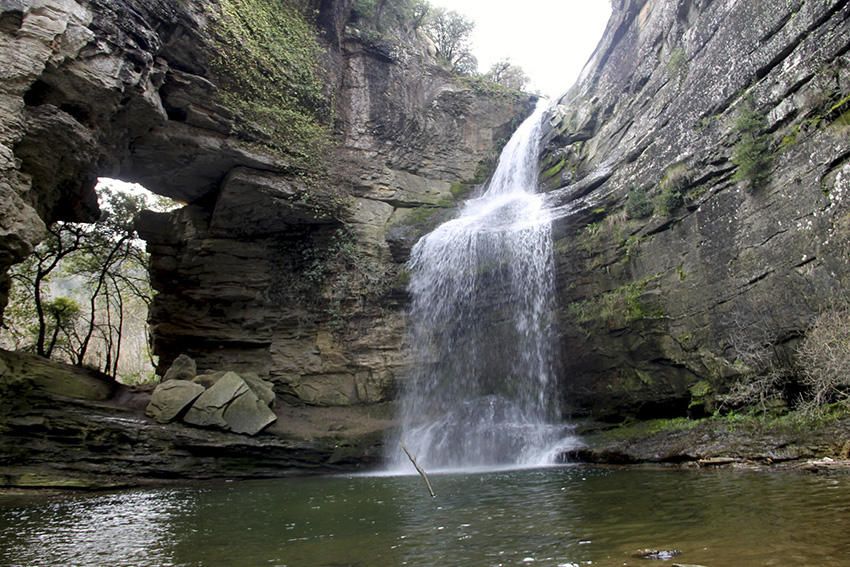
[146,355,276,435]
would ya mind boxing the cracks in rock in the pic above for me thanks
[757,228,789,248]
[755,0,849,83]
[759,1,803,45]
[793,256,818,269]
[754,34,807,83]
[744,269,775,287]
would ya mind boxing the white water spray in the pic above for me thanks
[392,101,577,472]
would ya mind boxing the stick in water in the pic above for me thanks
[400,442,436,498]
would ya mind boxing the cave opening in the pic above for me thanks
[0,177,178,385]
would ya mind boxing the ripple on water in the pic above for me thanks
[1,468,849,567]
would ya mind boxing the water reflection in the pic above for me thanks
[0,489,191,566]
[2,468,850,566]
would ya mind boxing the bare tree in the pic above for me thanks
[485,59,530,91]
[797,304,850,411]
[1,183,164,382]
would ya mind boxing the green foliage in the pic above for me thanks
[568,275,664,326]
[353,0,431,31]
[825,93,850,127]
[712,404,849,434]
[297,227,392,331]
[211,0,330,167]
[1,183,156,379]
[666,47,688,82]
[353,0,378,17]
[623,234,644,259]
[731,100,772,190]
[594,417,699,442]
[425,7,477,74]
[656,186,684,216]
[44,297,80,323]
[484,59,529,91]
[578,222,603,254]
[459,74,525,99]
[655,164,689,216]
[625,186,653,220]
[688,380,713,412]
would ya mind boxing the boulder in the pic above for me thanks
[183,371,247,428]
[183,371,277,434]
[163,354,197,382]
[192,371,227,389]
[192,371,275,407]
[223,388,277,435]
[145,380,205,424]
[241,372,276,408]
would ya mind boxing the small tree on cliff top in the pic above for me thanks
[485,59,529,91]
[425,7,477,74]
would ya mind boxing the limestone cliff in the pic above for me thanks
[0,0,532,409]
[4,0,849,481]
[542,0,850,419]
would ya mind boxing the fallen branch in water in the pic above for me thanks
[400,442,435,498]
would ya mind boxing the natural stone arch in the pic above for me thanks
[1,0,531,408]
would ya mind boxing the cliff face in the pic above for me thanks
[542,0,850,419]
[5,0,848,441]
[0,0,532,411]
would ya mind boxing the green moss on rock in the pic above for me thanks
[731,100,772,190]
[210,0,331,167]
[568,275,664,327]
[542,157,566,180]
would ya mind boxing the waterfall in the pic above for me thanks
[393,100,575,471]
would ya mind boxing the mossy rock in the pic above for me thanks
[0,349,115,402]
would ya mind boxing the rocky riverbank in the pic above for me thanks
[0,349,393,489]
[569,411,850,472]
[3,348,849,490]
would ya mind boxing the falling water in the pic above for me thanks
[394,100,576,471]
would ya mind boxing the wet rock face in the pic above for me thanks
[541,0,850,419]
[0,0,533,407]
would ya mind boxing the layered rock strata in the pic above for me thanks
[0,349,386,486]
[542,0,850,419]
[0,0,532,408]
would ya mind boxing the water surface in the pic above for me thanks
[1,467,848,566]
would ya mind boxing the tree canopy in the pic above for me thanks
[425,7,477,74]
[0,182,175,383]
[485,59,530,91]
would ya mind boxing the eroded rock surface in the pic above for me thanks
[146,380,205,424]
[541,0,850,419]
[0,1,531,408]
[0,350,387,487]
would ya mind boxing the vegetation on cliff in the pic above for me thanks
[210,0,332,167]
[0,184,174,383]
[731,99,772,190]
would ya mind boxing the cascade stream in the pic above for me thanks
[394,100,576,471]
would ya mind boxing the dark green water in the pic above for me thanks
[1,467,849,566]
